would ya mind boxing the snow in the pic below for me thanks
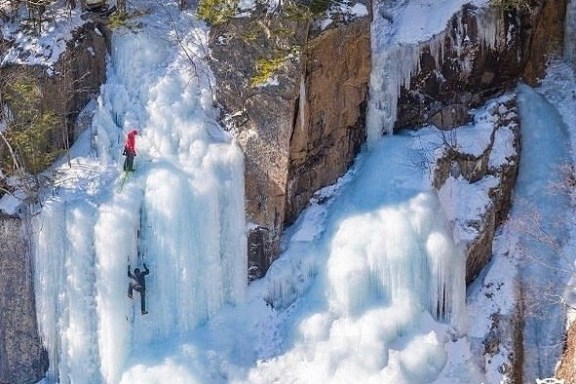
[0,1,86,69]
[381,0,488,45]
[19,0,576,384]
[236,0,280,17]
[366,0,493,143]
[0,190,25,215]
[318,2,369,30]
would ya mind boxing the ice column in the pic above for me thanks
[33,199,101,384]
[366,44,420,144]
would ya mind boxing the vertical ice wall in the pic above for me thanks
[326,190,466,327]
[34,199,101,383]
[33,13,246,384]
[365,42,421,143]
[516,83,571,381]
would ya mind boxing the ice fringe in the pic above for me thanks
[366,4,500,145]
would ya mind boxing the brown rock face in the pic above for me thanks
[557,320,576,383]
[432,97,520,285]
[210,8,371,278]
[395,0,566,132]
[210,13,305,278]
[387,0,564,284]
[523,0,567,83]
[0,22,107,154]
[287,18,370,224]
[0,214,48,384]
[49,22,107,139]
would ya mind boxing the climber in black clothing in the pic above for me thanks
[128,263,149,315]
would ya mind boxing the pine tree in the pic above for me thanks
[2,76,63,175]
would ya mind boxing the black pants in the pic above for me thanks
[123,154,135,171]
[128,283,146,313]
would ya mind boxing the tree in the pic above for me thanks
[489,0,533,11]
[0,74,63,177]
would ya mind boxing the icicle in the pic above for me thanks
[33,19,247,384]
[324,191,466,331]
[428,31,446,70]
[367,4,503,147]
[366,43,420,145]
[476,7,499,51]
[299,75,306,130]
[33,199,102,384]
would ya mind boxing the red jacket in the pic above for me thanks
[124,130,138,155]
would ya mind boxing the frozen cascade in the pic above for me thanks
[365,42,421,143]
[34,199,101,383]
[247,134,469,383]
[325,191,466,325]
[33,18,246,384]
[265,169,466,328]
[516,84,571,382]
[299,75,306,130]
[565,0,576,64]
[366,2,499,145]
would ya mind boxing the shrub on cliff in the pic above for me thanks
[1,77,62,175]
[197,0,336,25]
[250,56,288,87]
[489,0,533,11]
[197,0,238,25]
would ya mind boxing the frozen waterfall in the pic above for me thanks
[33,18,246,384]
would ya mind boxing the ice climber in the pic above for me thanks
[128,263,149,315]
[122,129,138,172]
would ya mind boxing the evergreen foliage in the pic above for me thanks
[489,0,532,10]
[2,77,63,175]
[197,0,239,25]
[284,0,333,20]
[284,2,313,21]
[107,11,128,29]
[250,56,287,87]
[308,0,332,15]
[197,0,335,25]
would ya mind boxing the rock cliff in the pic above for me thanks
[210,0,564,280]
[0,1,569,380]
[0,214,47,384]
[398,0,565,284]
[1,22,106,152]
[433,96,520,284]
[210,3,371,278]
[394,0,566,131]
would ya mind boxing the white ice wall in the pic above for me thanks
[33,14,246,384]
